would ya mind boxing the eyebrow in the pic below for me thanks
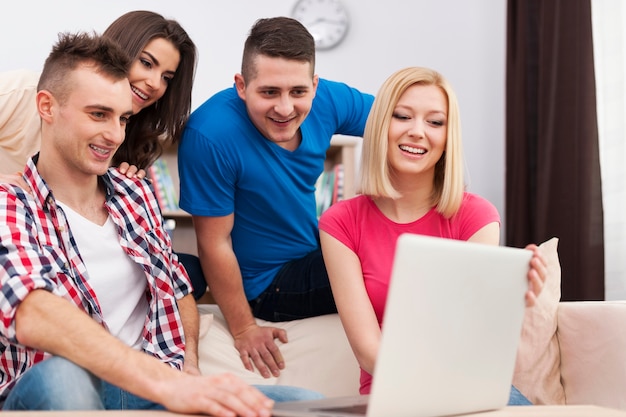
[257,84,311,90]
[394,104,447,115]
[141,50,176,77]
[143,50,159,66]
[85,104,114,113]
[85,104,134,117]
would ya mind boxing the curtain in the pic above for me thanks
[506,0,604,301]
[591,0,626,300]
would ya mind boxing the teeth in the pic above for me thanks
[399,145,425,154]
[131,86,148,100]
[90,145,109,155]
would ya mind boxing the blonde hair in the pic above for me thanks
[357,66,465,218]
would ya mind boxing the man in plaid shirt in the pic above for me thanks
[0,32,283,415]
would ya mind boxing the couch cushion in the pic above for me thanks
[512,237,565,405]
[197,304,360,397]
[558,301,626,409]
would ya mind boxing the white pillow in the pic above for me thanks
[512,237,565,404]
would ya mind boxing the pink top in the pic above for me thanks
[318,192,500,393]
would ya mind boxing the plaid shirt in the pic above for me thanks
[0,155,193,406]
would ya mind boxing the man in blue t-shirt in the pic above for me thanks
[178,16,374,379]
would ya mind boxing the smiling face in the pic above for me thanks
[235,55,318,150]
[387,84,448,181]
[41,64,133,178]
[128,37,180,114]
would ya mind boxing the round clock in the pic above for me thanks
[292,0,350,50]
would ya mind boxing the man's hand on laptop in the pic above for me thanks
[523,243,548,307]
[234,324,288,378]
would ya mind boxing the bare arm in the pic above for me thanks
[177,293,200,375]
[16,289,273,417]
[320,230,381,375]
[194,214,288,378]
[466,221,500,245]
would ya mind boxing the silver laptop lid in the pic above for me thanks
[368,234,531,417]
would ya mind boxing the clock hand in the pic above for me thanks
[304,17,325,27]
[306,18,346,28]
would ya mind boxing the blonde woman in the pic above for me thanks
[319,67,546,404]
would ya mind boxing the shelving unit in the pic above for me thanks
[155,145,198,256]
[157,135,359,256]
[323,135,358,200]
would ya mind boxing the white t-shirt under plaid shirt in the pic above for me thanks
[0,155,194,406]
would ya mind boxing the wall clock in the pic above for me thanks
[291,0,350,50]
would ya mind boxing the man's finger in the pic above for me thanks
[249,349,273,378]
[239,349,254,372]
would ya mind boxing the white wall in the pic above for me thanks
[1,0,507,232]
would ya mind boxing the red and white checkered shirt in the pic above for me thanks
[0,155,193,406]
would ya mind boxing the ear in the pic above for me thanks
[36,90,55,123]
[234,73,246,101]
[311,74,319,98]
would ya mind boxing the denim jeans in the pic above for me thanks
[3,356,324,410]
[508,385,532,405]
[249,248,337,322]
[255,384,324,402]
[4,357,109,410]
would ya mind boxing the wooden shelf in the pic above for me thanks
[159,135,358,256]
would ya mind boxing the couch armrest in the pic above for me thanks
[197,304,360,397]
[557,301,626,409]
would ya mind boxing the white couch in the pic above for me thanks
[197,304,360,397]
[557,301,626,409]
[196,238,626,410]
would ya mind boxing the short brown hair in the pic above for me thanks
[241,17,315,81]
[38,32,130,105]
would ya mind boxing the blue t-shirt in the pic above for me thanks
[178,79,374,299]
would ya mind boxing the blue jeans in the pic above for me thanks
[255,384,324,402]
[509,385,532,405]
[3,357,324,410]
[249,248,337,321]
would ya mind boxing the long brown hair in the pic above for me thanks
[104,10,197,169]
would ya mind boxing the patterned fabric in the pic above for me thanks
[0,155,193,406]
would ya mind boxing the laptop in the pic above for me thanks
[272,233,532,417]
